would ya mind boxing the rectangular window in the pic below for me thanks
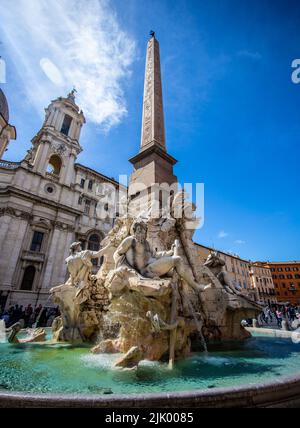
[84,200,91,215]
[88,180,93,191]
[80,179,85,189]
[61,114,72,136]
[30,231,44,252]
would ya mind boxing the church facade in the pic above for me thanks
[0,89,122,311]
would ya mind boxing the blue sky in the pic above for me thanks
[1,0,300,262]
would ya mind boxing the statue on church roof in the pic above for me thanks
[67,87,77,103]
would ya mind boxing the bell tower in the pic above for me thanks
[26,90,85,186]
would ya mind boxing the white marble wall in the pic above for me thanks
[0,215,28,287]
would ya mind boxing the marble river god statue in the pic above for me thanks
[50,241,110,342]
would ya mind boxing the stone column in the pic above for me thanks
[42,228,61,289]
[0,215,13,287]
[61,153,76,186]
[51,109,60,128]
[34,141,51,174]
[2,217,28,287]
[48,228,69,287]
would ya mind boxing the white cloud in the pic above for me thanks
[235,240,246,245]
[0,0,136,130]
[40,58,64,87]
[218,230,229,239]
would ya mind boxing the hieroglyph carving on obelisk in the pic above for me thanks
[140,35,166,152]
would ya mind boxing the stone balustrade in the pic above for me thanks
[45,172,59,182]
[21,250,45,263]
[0,160,20,169]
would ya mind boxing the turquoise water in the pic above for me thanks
[0,333,300,395]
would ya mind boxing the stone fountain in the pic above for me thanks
[49,190,261,369]
[5,35,294,409]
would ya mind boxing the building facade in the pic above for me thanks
[196,243,253,297]
[249,262,277,305]
[0,89,121,311]
[195,244,277,305]
[264,261,300,305]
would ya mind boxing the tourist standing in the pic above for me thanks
[276,310,283,328]
[24,304,33,327]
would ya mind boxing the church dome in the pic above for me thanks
[0,88,9,122]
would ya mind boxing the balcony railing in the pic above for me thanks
[45,172,60,183]
[21,250,45,263]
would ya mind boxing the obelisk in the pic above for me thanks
[129,32,178,202]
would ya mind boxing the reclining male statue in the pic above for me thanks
[111,221,211,295]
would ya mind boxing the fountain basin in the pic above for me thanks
[1,333,300,407]
[1,376,300,408]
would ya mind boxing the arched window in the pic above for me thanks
[47,155,62,176]
[61,114,73,136]
[20,266,36,291]
[88,234,100,251]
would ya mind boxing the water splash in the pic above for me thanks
[185,296,208,353]
[0,320,6,343]
[81,353,118,370]
[32,295,52,329]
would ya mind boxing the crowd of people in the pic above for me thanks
[260,304,300,328]
[2,302,299,332]
[0,304,60,329]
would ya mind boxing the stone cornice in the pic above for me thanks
[129,144,177,166]
[0,186,82,217]
[74,163,125,189]
[1,163,77,194]
[51,220,75,232]
[0,207,76,232]
[0,207,34,221]
[31,127,83,154]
